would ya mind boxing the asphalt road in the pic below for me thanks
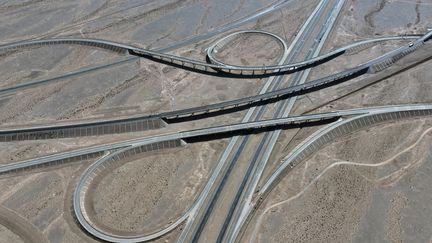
[0,2,431,242]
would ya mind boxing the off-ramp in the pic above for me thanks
[0,22,431,243]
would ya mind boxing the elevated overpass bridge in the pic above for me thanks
[0,29,430,142]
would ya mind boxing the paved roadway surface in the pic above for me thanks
[0,1,432,242]
[183,1,344,242]
[0,34,423,141]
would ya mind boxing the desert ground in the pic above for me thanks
[0,0,431,242]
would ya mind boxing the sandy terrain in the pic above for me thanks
[247,118,432,243]
[0,0,309,242]
[0,0,431,242]
[240,1,432,242]
[213,32,284,67]
[0,224,23,243]
[89,140,226,235]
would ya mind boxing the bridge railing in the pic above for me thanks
[260,107,432,197]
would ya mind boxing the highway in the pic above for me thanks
[0,31,421,78]
[0,2,431,242]
[0,34,425,142]
[218,0,345,241]
[235,105,432,241]
[0,0,299,97]
[0,109,357,175]
[0,104,430,242]
[71,105,432,243]
[184,0,342,242]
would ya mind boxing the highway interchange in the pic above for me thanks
[1,0,432,242]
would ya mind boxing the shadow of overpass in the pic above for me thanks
[128,50,345,79]
[163,66,367,123]
[182,117,340,143]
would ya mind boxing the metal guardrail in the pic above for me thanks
[73,139,185,243]
[0,116,164,142]
[0,26,431,243]
[260,105,432,196]
[0,31,428,141]
[225,105,432,243]
[69,104,432,243]
[0,31,423,75]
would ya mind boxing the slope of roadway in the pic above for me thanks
[0,32,428,141]
[0,7,431,243]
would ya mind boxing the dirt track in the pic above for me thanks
[0,206,47,243]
